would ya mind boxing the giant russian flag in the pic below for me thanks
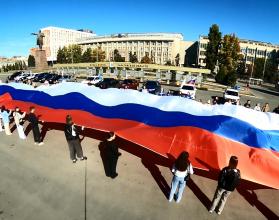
[0,82,278,189]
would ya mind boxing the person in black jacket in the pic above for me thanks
[28,106,44,145]
[209,156,241,215]
[273,104,279,114]
[64,115,87,163]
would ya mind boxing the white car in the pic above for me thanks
[180,84,197,99]
[14,73,29,81]
[224,88,240,102]
[81,76,102,85]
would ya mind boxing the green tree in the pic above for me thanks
[236,59,247,79]
[92,47,106,62]
[205,24,222,72]
[175,53,180,66]
[129,52,138,63]
[216,34,241,86]
[113,49,125,62]
[57,47,68,63]
[82,48,93,62]
[165,60,172,66]
[68,44,82,63]
[225,70,238,86]
[28,55,36,67]
[141,53,152,64]
[215,65,227,84]
[252,58,265,79]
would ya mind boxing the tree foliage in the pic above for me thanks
[92,47,106,62]
[141,53,152,64]
[205,24,222,72]
[1,61,27,72]
[129,52,138,63]
[82,48,93,62]
[28,55,36,67]
[216,34,241,86]
[56,45,106,64]
[175,53,180,66]
[113,49,125,62]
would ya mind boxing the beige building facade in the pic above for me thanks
[77,33,193,65]
[197,36,279,67]
[41,26,96,62]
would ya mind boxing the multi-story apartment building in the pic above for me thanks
[41,26,96,62]
[77,33,193,65]
[194,36,279,67]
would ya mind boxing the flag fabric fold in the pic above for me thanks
[0,82,278,189]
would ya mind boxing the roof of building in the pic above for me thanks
[41,26,95,34]
[200,35,279,48]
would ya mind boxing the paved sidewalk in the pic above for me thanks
[0,127,278,220]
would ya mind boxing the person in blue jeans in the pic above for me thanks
[168,151,194,203]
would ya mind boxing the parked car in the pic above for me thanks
[95,78,120,89]
[142,80,161,94]
[7,71,23,81]
[38,73,55,83]
[167,90,181,96]
[14,73,32,82]
[223,88,240,103]
[32,73,50,82]
[81,76,102,85]
[48,74,62,84]
[180,84,197,99]
[119,79,139,90]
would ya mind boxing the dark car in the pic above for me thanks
[95,78,120,89]
[119,79,139,90]
[167,90,181,96]
[48,74,62,84]
[143,80,161,94]
[33,73,50,82]
[38,73,55,83]
[7,71,23,81]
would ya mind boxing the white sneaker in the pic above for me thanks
[34,142,38,145]
[38,142,44,146]
[209,210,213,214]
[217,211,221,215]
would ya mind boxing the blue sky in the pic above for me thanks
[0,0,278,57]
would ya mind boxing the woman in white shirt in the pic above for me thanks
[168,151,194,203]
[254,103,261,111]
[13,107,26,139]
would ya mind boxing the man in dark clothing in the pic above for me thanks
[209,156,241,215]
[106,132,121,178]
[64,115,87,163]
[244,100,251,108]
[28,107,44,145]
[273,105,279,114]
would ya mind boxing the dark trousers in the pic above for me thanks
[32,125,41,143]
[67,139,83,160]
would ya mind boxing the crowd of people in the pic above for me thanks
[0,103,242,215]
[202,97,279,114]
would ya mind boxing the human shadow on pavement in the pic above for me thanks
[195,158,278,219]
[115,137,172,198]
[98,141,111,177]
[142,159,170,199]
[10,123,17,133]
[24,123,33,136]
[98,139,120,179]
[40,122,65,142]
